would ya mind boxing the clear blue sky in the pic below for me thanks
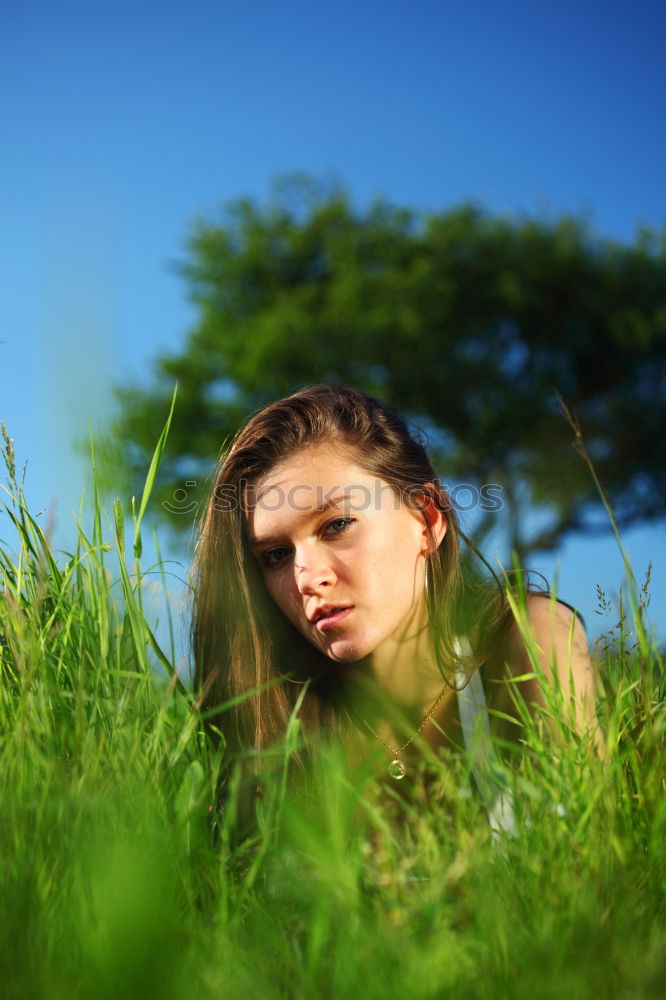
[2,0,665,655]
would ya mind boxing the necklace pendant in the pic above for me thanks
[388,759,407,780]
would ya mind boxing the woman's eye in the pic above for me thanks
[324,516,355,536]
[261,546,291,568]
[259,518,355,569]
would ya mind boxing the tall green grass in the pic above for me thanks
[0,419,664,1000]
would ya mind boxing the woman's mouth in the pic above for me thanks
[313,606,354,631]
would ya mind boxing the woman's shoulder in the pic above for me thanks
[525,592,586,631]
[480,591,601,747]
[486,592,589,678]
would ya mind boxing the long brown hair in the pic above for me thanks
[191,385,509,762]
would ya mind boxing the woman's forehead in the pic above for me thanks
[248,442,360,490]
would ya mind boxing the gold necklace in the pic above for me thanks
[351,685,449,780]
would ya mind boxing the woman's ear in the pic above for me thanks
[419,482,447,553]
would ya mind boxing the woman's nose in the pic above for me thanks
[294,549,335,594]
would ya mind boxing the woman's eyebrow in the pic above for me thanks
[247,490,354,548]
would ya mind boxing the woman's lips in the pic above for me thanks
[314,606,354,632]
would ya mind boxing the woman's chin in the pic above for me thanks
[319,638,368,663]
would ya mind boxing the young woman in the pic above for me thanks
[192,385,600,829]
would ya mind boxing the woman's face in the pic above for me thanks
[245,443,438,664]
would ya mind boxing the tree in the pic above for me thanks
[107,175,666,559]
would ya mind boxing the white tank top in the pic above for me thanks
[454,637,516,837]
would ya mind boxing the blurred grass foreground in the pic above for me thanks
[0,417,664,1000]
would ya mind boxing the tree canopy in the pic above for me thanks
[108,176,666,558]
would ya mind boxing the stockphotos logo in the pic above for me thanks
[162,480,503,515]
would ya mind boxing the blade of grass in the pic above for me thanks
[133,383,178,559]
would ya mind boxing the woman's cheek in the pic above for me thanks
[263,574,295,623]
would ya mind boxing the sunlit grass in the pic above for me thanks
[0,418,664,1000]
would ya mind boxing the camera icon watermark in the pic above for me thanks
[163,480,199,514]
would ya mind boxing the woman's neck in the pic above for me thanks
[339,605,448,726]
